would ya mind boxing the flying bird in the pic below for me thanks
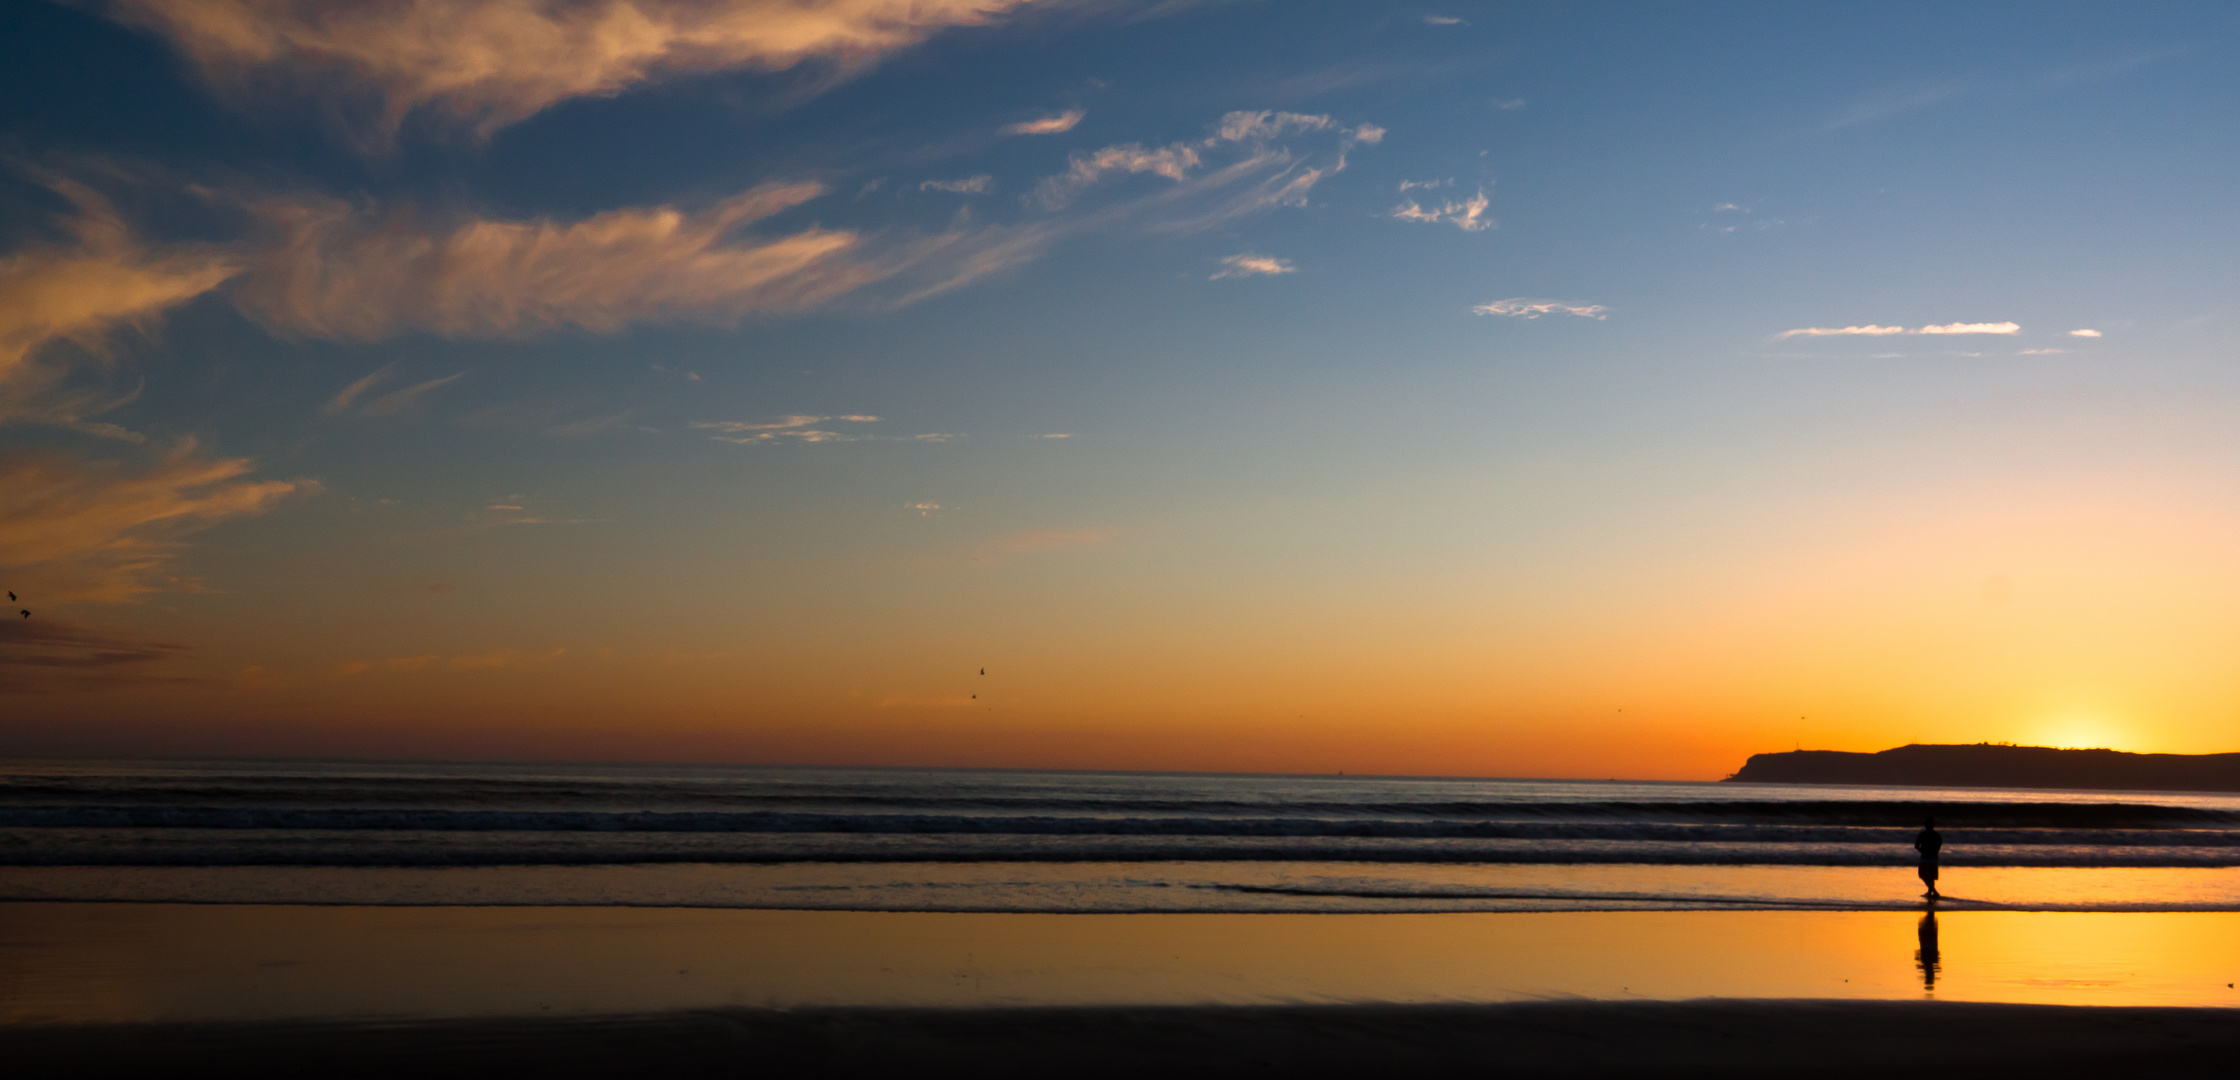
[980,668,985,675]
[18,610,26,619]
[6,592,13,601]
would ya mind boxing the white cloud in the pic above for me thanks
[1777,325,1906,339]
[2069,328,2103,338]
[1398,178,1452,192]
[1473,299,1607,320]
[909,501,939,515]
[920,175,993,194]
[2018,348,2065,355]
[1714,202,1745,212]
[1915,322,2020,335]
[1424,15,1465,26]
[1393,188,1492,231]
[1491,98,1525,111]
[1210,254,1295,279]
[1000,109,1083,135]
[102,0,1040,147]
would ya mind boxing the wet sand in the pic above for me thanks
[8,999,2240,1078]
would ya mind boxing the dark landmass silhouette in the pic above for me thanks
[1727,742,2240,792]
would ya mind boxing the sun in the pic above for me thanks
[2026,717,2132,752]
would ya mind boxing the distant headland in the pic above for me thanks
[1726,743,2240,793]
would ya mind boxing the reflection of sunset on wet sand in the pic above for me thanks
[10,906,2240,1024]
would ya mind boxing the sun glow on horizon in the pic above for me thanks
[2024,717,2138,753]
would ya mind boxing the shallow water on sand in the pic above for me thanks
[9,861,2240,911]
[6,904,2240,1024]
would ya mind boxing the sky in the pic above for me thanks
[3,1,2239,779]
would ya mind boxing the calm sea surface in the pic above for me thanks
[7,758,2240,912]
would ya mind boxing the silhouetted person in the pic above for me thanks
[1915,816,1943,901]
[1916,911,1940,992]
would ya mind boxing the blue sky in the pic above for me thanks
[3,1,2239,774]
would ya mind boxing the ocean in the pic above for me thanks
[7,758,2240,913]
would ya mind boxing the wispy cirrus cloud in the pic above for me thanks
[690,414,899,443]
[920,175,993,194]
[1393,188,1492,231]
[1001,109,1083,135]
[1819,79,1968,131]
[100,0,1040,147]
[1210,253,1294,279]
[0,179,237,431]
[232,182,873,339]
[324,365,467,417]
[1033,109,1379,212]
[0,440,308,603]
[1473,299,1606,319]
[1776,322,2019,340]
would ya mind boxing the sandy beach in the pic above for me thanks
[8,999,2239,1079]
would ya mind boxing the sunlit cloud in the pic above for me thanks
[0,179,237,431]
[920,175,993,194]
[1397,178,1452,192]
[101,0,1040,147]
[909,501,940,516]
[1392,188,1492,231]
[0,440,308,603]
[1916,321,2020,335]
[1000,109,1083,135]
[2070,328,2103,338]
[691,414,899,443]
[233,183,873,339]
[1776,325,1906,339]
[1032,109,1375,213]
[2018,348,2065,355]
[1034,144,1201,208]
[1783,322,2033,340]
[1210,253,1295,279]
[1472,298,1607,320]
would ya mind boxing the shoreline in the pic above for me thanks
[10,1000,2240,1078]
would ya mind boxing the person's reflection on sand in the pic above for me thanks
[1915,911,1940,994]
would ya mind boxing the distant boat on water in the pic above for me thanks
[1727,743,2240,792]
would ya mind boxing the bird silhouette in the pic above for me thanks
[18,610,26,619]
[979,668,985,675]
[6,591,14,601]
